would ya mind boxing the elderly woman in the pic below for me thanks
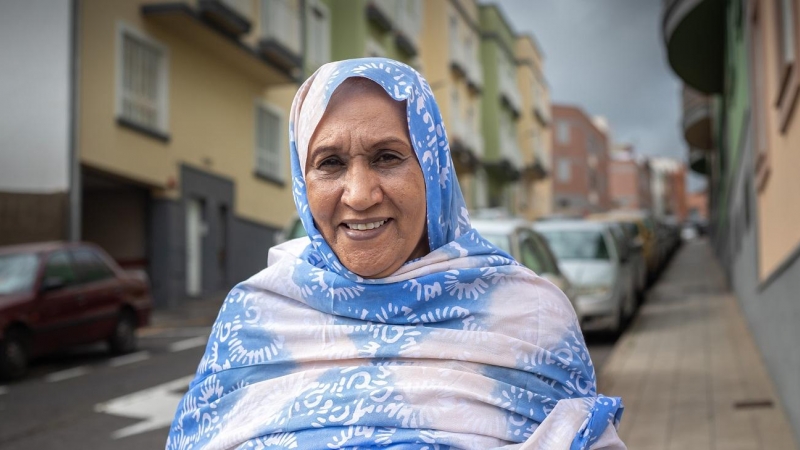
[166,58,624,449]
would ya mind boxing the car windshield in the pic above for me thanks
[0,253,39,295]
[538,229,610,261]
[480,233,511,254]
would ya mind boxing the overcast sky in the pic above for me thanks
[496,0,686,160]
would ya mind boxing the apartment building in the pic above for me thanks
[328,0,422,66]
[550,104,611,216]
[608,145,642,211]
[514,34,552,220]
[0,0,312,307]
[420,0,484,209]
[663,0,800,438]
[478,4,522,212]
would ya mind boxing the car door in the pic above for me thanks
[32,250,85,354]
[69,247,121,344]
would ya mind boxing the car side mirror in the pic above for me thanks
[41,276,66,292]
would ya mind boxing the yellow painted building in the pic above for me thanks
[420,0,485,209]
[76,0,305,306]
[515,34,553,220]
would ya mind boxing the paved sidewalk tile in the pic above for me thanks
[599,240,798,450]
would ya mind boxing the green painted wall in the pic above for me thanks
[327,1,415,65]
[329,0,367,61]
[713,0,750,227]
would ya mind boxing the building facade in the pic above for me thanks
[419,0,485,209]
[514,34,552,221]
[663,0,800,439]
[479,4,523,212]
[0,1,74,247]
[608,144,642,211]
[328,0,422,66]
[0,0,313,307]
[550,104,610,217]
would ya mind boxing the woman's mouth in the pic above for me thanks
[345,220,386,231]
[340,219,392,240]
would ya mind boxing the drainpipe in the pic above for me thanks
[68,0,82,242]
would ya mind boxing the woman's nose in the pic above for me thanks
[341,161,383,211]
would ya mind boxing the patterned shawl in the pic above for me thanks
[166,58,624,450]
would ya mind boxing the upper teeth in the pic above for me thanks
[347,220,386,231]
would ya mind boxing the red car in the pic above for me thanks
[0,242,153,379]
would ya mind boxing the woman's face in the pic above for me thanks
[305,79,428,278]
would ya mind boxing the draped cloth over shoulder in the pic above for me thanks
[166,58,625,450]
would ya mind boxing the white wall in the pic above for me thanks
[0,0,71,192]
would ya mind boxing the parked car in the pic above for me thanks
[472,219,577,312]
[588,210,659,285]
[0,242,153,379]
[534,220,636,335]
[587,217,648,304]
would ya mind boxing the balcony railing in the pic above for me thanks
[260,0,301,60]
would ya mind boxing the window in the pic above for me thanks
[557,158,571,182]
[71,249,115,284]
[556,121,570,144]
[44,251,77,286]
[255,102,284,183]
[749,0,772,190]
[306,0,330,71]
[774,0,800,131]
[116,23,169,136]
[0,253,39,295]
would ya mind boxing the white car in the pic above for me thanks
[472,219,577,312]
[534,220,636,335]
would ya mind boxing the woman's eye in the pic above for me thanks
[375,153,401,164]
[319,157,343,168]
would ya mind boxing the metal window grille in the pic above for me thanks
[120,32,165,131]
[255,105,283,181]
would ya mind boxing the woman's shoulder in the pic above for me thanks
[267,237,311,267]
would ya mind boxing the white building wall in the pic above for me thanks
[0,0,71,193]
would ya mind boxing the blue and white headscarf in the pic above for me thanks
[166,58,624,450]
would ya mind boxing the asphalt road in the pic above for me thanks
[0,326,619,450]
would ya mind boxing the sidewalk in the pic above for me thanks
[143,291,227,333]
[599,239,798,449]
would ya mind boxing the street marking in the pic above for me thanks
[168,336,207,353]
[109,351,150,367]
[0,385,8,395]
[45,366,90,383]
[95,374,194,439]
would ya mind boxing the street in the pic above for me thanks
[0,328,209,450]
[0,309,618,450]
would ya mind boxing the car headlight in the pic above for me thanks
[576,285,611,297]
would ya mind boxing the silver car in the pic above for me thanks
[534,220,636,335]
[472,219,577,312]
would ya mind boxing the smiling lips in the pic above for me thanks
[344,219,388,231]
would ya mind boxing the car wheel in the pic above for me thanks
[0,329,29,380]
[108,311,137,355]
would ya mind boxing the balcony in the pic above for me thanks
[197,0,252,37]
[141,3,296,84]
[689,147,709,175]
[258,0,302,75]
[366,0,394,32]
[450,35,483,91]
[682,85,714,150]
[448,117,483,174]
[662,0,725,94]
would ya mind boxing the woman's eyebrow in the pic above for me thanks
[370,136,410,149]
[308,144,340,161]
